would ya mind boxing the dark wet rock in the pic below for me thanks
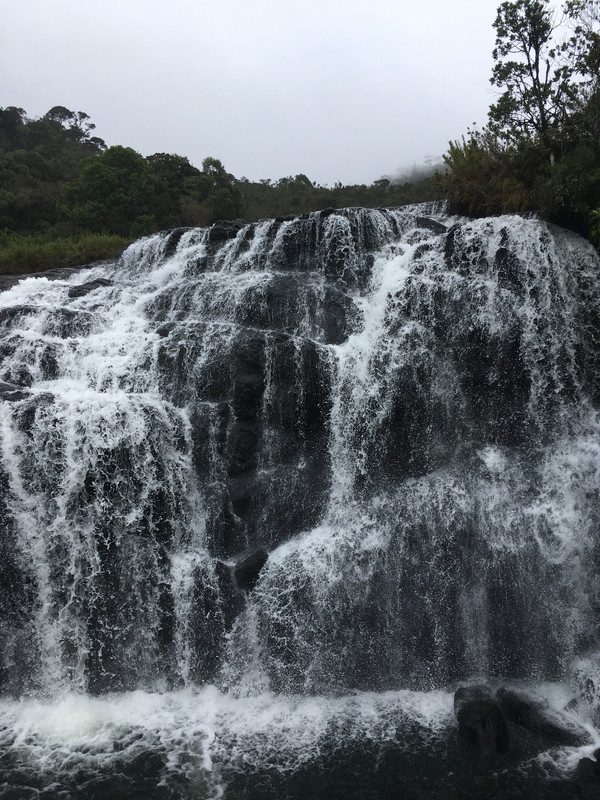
[576,750,600,800]
[401,781,462,800]
[215,559,235,598]
[450,322,531,448]
[234,546,269,592]
[0,305,38,324]
[415,216,447,234]
[207,220,244,244]
[44,307,96,338]
[0,266,90,293]
[214,558,244,628]
[0,382,30,402]
[444,225,461,264]
[454,686,510,755]
[497,687,590,747]
[213,548,268,627]
[233,273,354,345]
[444,224,488,277]
[162,227,190,259]
[198,329,331,557]
[156,322,176,338]
[494,246,525,297]
[68,278,114,298]
[413,243,434,261]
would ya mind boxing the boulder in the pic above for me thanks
[68,278,113,298]
[213,547,269,627]
[415,216,447,234]
[156,322,176,338]
[207,220,244,244]
[576,750,600,800]
[162,227,190,259]
[454,685,510,755]
[497,687,590,747]
[0,305,37,323]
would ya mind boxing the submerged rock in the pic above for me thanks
[68,277,113,298]
[454,686,510,755]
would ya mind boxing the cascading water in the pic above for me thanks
[1,206,600,798]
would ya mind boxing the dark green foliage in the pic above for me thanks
[538,143,600,227]
[0,105,106,235]
[237,171,441,222]
[438,134,532,216]
[438,0,600,245]
[0,105,443,274]
[146,152,211,228]
[61,146,154,237]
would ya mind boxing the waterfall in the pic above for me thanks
[1,206,600,798]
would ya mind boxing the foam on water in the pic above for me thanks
[1,682,597,798]
[0,685,460,797]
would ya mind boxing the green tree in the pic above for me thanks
[564,0,600,145]
[0,106,107,233]
[489,0,575,156]
[439,0,600,241]
[146,152,212,228]
[0,107,27,150]
[61,145,153,236]
[200,157,242,222]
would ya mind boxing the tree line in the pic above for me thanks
[0,106,438,274]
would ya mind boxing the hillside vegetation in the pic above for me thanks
[437,0,600,244]
[0,106,438,275]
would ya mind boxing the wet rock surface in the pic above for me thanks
[497,687,590,747]
[234,546,269,592]
[454,686,510,755]
[0,381,30,401]
[577,751,600,800]
[68,277,114,297]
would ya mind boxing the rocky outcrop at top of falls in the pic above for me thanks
[1,205,600,702]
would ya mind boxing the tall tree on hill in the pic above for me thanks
[488,0,575,158]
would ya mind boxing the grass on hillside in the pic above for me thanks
[0,232,130,275]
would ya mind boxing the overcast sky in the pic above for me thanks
[2,0,502,186]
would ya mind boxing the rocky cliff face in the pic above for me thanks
[0,207,600,701]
